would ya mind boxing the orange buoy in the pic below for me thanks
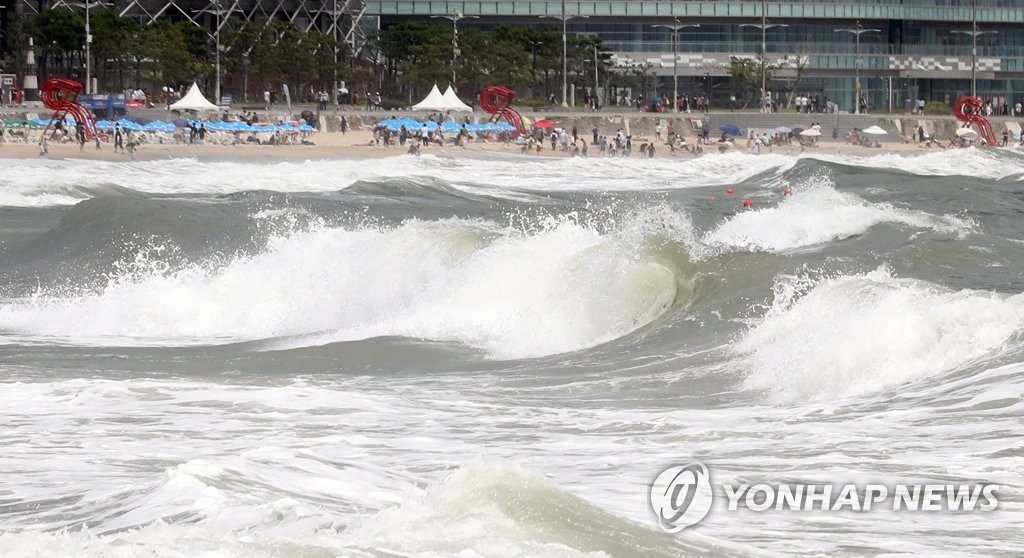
[742,199,753,208]
[725,188,734,195]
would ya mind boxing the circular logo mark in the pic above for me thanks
[649,462,713,532]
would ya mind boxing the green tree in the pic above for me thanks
[729,54,775,108]
[245,20,316,100]
[394,27,451,94]
[457,27,532,93]
[134,21,199,88]
[1,11,30,80]
[29,9,85,79]
[610,61,654,103]
[89,8,140,90]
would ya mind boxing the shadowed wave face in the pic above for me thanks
[0,149,1022,557]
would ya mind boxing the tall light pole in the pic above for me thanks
[541,0,587,108]
[652,18,700,113]
[835,21,880,114]
[70,1,109,94]
[431,12,478,86]
[332,0,339,106]
[577,33,603,109]
[952,0,996,99]
[85,0,92,94]
[740,0,786,112]
[196,2,233,107]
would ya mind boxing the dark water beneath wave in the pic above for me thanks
[0,150,1022,556]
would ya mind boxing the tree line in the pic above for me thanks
[1,11,661,105]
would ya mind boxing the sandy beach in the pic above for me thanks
[0,125,945,162]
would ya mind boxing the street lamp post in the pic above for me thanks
[541,0,587,108]
[69,1,109,94]
[85,0,92,94]
[431,12,478,86]
[652,18,700,113]
[196,2,233,107]
[951,0,996,99]
[739,0,787,113]
[577,33,603,109]
[333,0,338,106]
[835,21,881,114]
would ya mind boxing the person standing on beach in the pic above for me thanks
[0,121,5,148]
[76,122,86,151]
[340,116,348,134]
[114,124,124,153]
[39,136,48,157]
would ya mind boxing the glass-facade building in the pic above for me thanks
[368,0,1024,111]
[3,0,1022,111]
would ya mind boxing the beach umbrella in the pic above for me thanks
[719,124,742,136]
[799,128,822,137]
[862,125,888,135]
[774,126,792,134]
[533,119,555,129]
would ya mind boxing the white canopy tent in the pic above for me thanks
[411,84,448,111]
[169,82,218,111]
[441,85,473,112]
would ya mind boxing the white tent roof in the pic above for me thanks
[412,84,448,111]
[169,82,218,111]
[442,86,473,112]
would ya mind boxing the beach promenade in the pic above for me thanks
[0,107,1014,162]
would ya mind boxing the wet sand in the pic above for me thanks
[0,128,958,162]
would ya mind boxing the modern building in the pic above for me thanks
[366,0,1024,112]
[2,0,1022,112]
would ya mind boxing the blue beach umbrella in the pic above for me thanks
[719,124,742,137]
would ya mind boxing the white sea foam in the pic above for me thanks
[703,183,972,252]
[3,148,1022,208]
[810,147,1024,180]
[738,266,1024,401]
[0,214,688,358]
[0,153,793,207]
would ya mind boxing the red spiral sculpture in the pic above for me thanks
[480,86,525,138]
[41,79,98,141]
[952,96,998,146]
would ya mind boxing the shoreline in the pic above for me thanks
[0,128,981,162]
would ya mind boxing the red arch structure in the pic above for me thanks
[480,86,526,138]
[952,96,998,146]
[41,79,98,141]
